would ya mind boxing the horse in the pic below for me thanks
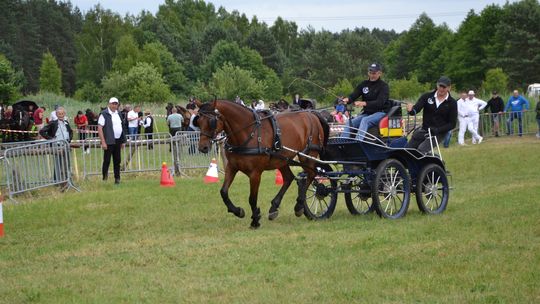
[194,99,329,229]
[175,105,191,131]
[1,106,33,142]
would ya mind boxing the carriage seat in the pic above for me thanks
[365,100,404,142]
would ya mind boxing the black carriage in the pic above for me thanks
[297,101,451,220]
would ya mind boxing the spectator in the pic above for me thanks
[142,111,154,150]
[127,105,139,137]
[457,92,483,145]
[234,95,245,106]
[33,106,46,131]
[406,76,457,154]
[485,90,505,137]
[292,94,301,106]
[186,103,199,132]
[39,107,73,186]
[4,106,12,120]
[465,90,487,143]
[137,107,143,134]
[167,107,183,137]
[74,110,89,154]
[341,63,390,141]
[49,104,59,122]
[97,97,126,185]
[505,90,529,136]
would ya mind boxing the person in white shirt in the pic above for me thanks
[127,105,140,137]
[457,92,483,145]
[97,97,126,184]
[466,90,487,143]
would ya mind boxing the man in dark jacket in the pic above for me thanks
[485,90,505,137]
[341,63,390,141]
[406,76,458,154]
[97,97,126,184]
[39,107,73,184]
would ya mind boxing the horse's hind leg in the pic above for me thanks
[268,165,294,220]
[294,166,316,217]
[220,166,245,219]
[248,172,263,229]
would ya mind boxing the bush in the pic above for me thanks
[388,76,431,100]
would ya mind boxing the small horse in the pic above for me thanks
[194,99,329,229]
[175,105,191,131]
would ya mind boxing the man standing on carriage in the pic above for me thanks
[406,76,457,154]
[341,63,390,141]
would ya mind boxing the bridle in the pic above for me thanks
[195,110,221,141]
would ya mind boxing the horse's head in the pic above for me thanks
[193,101,223,154]
[176,105,191,131]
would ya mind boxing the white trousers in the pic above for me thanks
[458,116,481,144]
[470,113,480,133]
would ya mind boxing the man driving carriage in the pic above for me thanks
[341,63,391,141]
[406,76,457,154]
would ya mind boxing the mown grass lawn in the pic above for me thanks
[0,136,539,303]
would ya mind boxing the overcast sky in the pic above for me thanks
[69,0,516,33]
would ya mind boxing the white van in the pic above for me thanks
[527,83,540,98]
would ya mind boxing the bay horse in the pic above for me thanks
[194,99,329,229]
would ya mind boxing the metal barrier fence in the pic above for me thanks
[80,132,175,178]
[2,139,79,201]
[479,110,537,137]
[173,131,219,176]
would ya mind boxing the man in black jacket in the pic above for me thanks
[39,107,73,184]
[341,63,390,141]
[406,76,457,154]
[97,97,126,184]
[485,90,505,137]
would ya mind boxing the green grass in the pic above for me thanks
[0,136,539,303]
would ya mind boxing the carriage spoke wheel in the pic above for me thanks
[372,159,410,219]
[415,164,449,214]
[344,177,375,215]
[303,165,337,220]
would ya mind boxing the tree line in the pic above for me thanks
[1,0,539,105]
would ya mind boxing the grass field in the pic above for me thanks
[0,136,539,303]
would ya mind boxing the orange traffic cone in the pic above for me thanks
[275,169,283,185]
[160,162,175,187]
[0,191,4,237]
[204,158,219,183]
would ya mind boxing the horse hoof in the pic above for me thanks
[250,222,261,229]
[294,208,304,217]
[268,210,279,221]
[236,208,245,218]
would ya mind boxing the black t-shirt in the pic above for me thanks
[348,78,390,115]
[485,96,505,113]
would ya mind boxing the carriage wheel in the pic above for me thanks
[415,164,449,214]
[372,159,411,219]
[344,176,375,215]
[303,164,338,220]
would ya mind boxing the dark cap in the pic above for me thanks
[437,76,451,87]
[368,63,382,72]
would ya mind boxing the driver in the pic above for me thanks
[406,76,457,154]
[341,63,390,141]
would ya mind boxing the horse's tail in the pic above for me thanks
[311,111,329,148]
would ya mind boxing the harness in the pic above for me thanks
[198,108,323,162]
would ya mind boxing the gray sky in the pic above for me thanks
[70,0,516,32]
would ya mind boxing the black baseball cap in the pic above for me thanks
[437,76,451,87]
[368,63,381,72]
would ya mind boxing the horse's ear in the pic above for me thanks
[194,99,203,107]
[212,99,217,109]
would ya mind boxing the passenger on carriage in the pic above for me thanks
[340,63,391,141]
[4,106,13,120]
[406,76,457,154]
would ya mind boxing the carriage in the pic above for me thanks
[297,100,451,220]
[194,99,450,228]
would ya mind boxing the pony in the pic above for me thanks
[194,99,329,229]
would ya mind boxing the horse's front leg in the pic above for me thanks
[248,171,263,229]
[220,165,245,219]
[268,165,295,221]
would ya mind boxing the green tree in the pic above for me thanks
[481,68,509,95]
[388,76,431,100]
[0,54,23,102]
[140,42,189,96]
[246,25,286,74]
[112,35,140,73]
[74,81,102,103]
[207,63,265,100]
[39,52,62,94]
